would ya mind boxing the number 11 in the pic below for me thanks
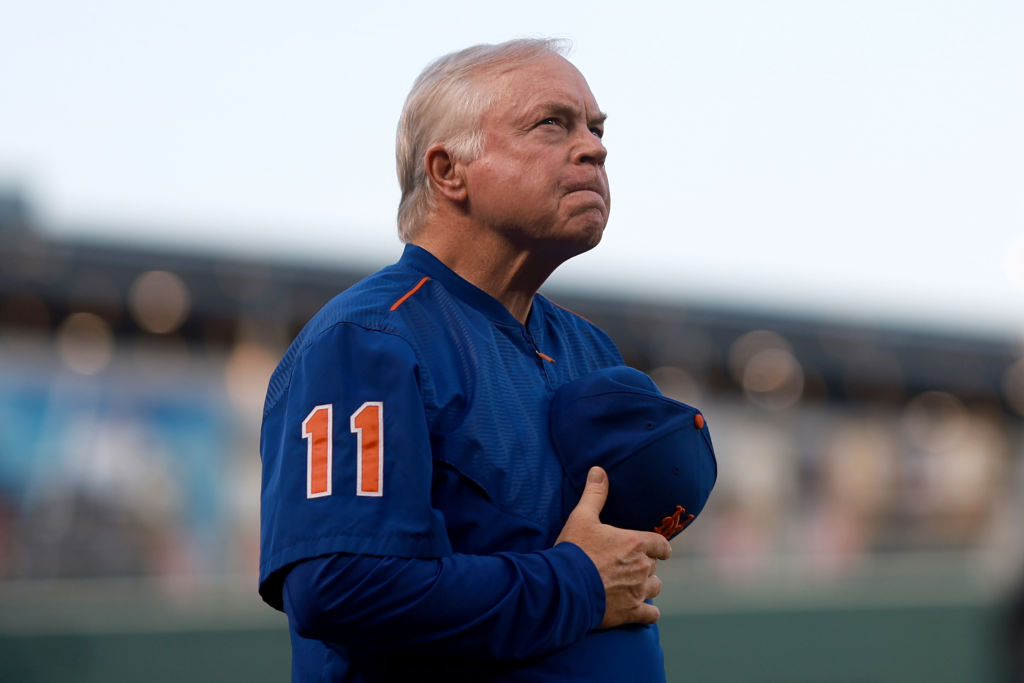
[302,402,384,499]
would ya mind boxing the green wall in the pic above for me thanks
[661,604,999,683]
[0,602,1002,682]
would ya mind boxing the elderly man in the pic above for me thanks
[259,39,673,681]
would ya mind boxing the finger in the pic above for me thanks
[648,558,658,576]
[570,466,609,521]
[639,531,673,561]
[631,601,661,625]
[646,574,663,600]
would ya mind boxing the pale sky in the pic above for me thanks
[2,1,1022,337]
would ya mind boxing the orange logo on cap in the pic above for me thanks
[653,505,695,539]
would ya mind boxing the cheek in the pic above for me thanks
[468,164,516,208]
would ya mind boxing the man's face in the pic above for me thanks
[462,54,610,259]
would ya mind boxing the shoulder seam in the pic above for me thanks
[262,319,426,418]
[540,295,595,326]
[390,276,431,311]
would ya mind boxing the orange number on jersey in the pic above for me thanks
[302,405,333,499]
[350,402,384,497]
[302,402,384,499]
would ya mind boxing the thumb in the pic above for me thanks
[571,466,609,521]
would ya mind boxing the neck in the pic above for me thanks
[411,217,561,325]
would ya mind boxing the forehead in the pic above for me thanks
[484,54,601,119]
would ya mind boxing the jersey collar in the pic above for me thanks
[400,244,539,329]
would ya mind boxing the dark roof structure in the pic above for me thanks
[2,193,1021,417]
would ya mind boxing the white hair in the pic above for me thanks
[395,38,571,242]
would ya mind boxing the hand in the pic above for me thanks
[555,466,673,629]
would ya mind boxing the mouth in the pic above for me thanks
[563,181,607,198]
[563,187,608,213]
[564,185,608,206]
[562,190,609,222]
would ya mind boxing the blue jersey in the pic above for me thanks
[259,245,666,681]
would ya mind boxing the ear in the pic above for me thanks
[424,143,468,203]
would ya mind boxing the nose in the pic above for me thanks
[574,129,607,167]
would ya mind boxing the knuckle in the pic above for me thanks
[624,532,644,551]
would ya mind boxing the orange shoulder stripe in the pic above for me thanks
[390,276,431,311]
[547,298,594,326]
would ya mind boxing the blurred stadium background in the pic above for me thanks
[1,186,1022,682]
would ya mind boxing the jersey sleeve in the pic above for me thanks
[259,322,451,609]
[282,543,605,663]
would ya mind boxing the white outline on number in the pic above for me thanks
[351,401,384,497]
[302,404,333,499]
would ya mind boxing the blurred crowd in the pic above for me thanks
[0,292,1021,591]
[1,199,1022,605]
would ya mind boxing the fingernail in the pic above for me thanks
[588,467,604,483]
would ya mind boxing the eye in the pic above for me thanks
[538,117,560,127]
[589,126,604,139]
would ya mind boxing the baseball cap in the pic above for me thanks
[549,366,717,540]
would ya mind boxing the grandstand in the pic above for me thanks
[1,188,1022,681]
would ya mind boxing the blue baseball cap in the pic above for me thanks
[549,366,717,540]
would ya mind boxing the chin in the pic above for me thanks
[577,211,608,246]
[556,220,605,260]
[580,222,605,251]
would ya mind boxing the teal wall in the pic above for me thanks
[660,604,999,683]
[0,602,1002,682]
